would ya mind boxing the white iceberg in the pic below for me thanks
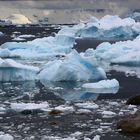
[59,15,139,39]
[93,35,140,66]
[82,79,119,94]
[6,14,31,24]
[0,58,39,81]
[11,102,49,112]
[79,15,139,39]
[38,50,106,81]
[0,34,75,59]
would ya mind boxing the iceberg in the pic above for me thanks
[58,23,85,37]
[0,34,75,59]
[58,15,140,40]
[93,35,140,66]
[79,15,138,39]
[38,50,106,81]
[82,79,119,93]
[0,58,39,81]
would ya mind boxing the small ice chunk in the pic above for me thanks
[54,105,74,113]
[0,134,14,140]
[93,135,100,140]
[102,111,116,118]
[75,102,99,109]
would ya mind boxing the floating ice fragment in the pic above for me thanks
[82,79,119,93]
[11,102,49,112]
[0,134,14,140]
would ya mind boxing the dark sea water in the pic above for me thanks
[0,25,140,140]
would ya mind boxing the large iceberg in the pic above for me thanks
[79,15,139,39]
[0,58,39,81]
[93,35,140,66]
[58,15,140,40]
[0,34,75,59]
[38,50,106,81]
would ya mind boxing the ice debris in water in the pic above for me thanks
[54,105,75,113]
[0,58,39,81]
[93,135,100,140]
[75,102,99,109]
[0,32,3,36]
[82,79,119,93]
[0,34,75,59]
[38,50,106,81]
[10,102,49,112]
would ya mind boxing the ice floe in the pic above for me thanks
[82,79,119,93]
[11,102,49,113]
[75,102,99,109]
[38,50,106,81]
[0,58,39,81]
[54,105,75,113]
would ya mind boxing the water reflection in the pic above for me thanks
[40,80,119,101]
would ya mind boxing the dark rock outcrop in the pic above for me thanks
[126,95,140,105]
[117,111,140,134]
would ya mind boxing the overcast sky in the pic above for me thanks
[0,0,140,23]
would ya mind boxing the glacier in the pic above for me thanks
[0,58,39,81]
[38,50,106,82]
[0,34,75,59]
